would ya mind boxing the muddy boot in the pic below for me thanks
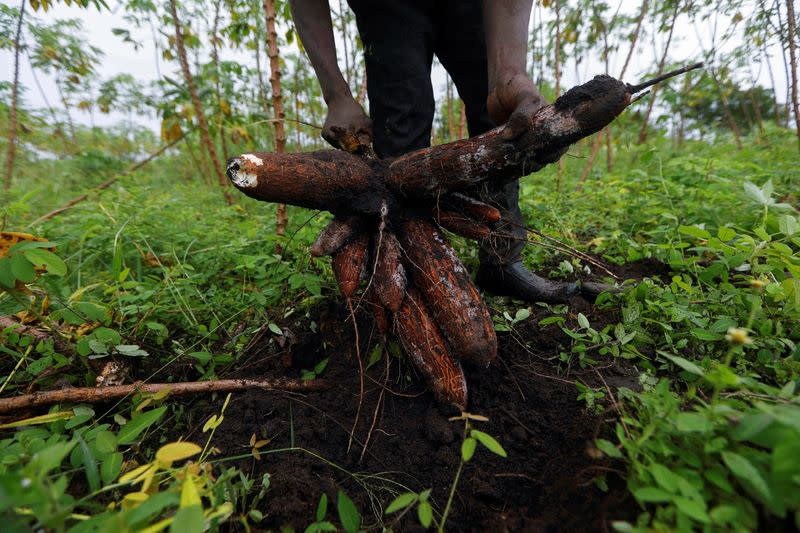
[579,280,620,301]
[476,262,580,303]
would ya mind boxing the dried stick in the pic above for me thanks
[0,316,73,355]
[0,378,329,415]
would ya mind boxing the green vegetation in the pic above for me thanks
[2,0,800,530]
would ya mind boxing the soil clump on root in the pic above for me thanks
[162,262,663,531]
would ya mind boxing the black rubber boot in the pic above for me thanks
[476,262,580,304]
[580,280,620,300]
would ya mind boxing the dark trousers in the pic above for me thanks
[348,0,527,266]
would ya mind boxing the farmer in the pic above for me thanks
[289,0,604,303]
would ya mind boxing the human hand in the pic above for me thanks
[487,73,546,141]
[322,95,373,154]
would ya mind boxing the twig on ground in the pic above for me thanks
[0,378,328,415]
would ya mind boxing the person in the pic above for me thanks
[288,0,604,303]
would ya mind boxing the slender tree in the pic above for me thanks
[459,100,466,139]
[167,0,229,196]
[577,0,650,187]
[447,77,455,142]
[786,0,800,148]
[554,0,563,190]
[211,0,230,163]
[775,0,792,126]
[3,0,26,192]
[637,0,680,145]
[263,0,288,236]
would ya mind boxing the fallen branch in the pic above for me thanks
[0,316,73,355]
[0,378,328,415]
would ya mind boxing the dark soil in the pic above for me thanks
[162,259,666,532]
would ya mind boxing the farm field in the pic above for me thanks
[2,0,800,531]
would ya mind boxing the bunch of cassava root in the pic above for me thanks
[226,66,701,409]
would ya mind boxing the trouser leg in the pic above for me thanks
[432,0,526,266]
[348,0,435,158]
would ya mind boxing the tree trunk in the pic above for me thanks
[761,37,782,126]
[338,0,350,85]
[294,66,302,148]
[637,0,679,144]
[3,0,26,192]
[459,100,466,139]
[167,0,229,196]
[709,70,744,149]
[786,0,800,149]
[447,77,456,142]
[211,0,230,162]
[776,0,793,127]
[263,0,288,236]
[577,0,648,182]
[554,0,564,190]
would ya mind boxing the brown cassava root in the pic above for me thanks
[226,67,701,408]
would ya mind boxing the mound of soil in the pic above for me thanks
[166,260,665,531]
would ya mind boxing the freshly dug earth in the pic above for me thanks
[164,260,665,531]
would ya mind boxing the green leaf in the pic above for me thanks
[127,492,180,529]
[721,451,773,504]
[101,452,123,484]
[674,412,713,433]
[8,240,57,253]
[73,302,108,323]
[337,491,360,533]
[772,441,800,481]
[717,227,736,241]
[658,351,704,376]
[679,225,711,240]
[366,344,383,370]
[78,435,100,493]
[471,430,507,457]
[23,248,67,276]
[385,492,417,514]
[10,253,36,283]
[0,258,15,288]
[650,463,680,493]
[170,505,204,533]
[690,328,723,341]
[417,500,433,528]
[779,215,798,236]
[633,486,671,503]
[117,406,167,444]
[577,313,590,329]
[33,440,76,473]
[709,505,739,524]
[514,308,530,322]
[674,496,709,523]
[595,439,622,458]
[94,431,117,454]
[462,437,477,462]
[115,344,148,357]
[316,493,328,522]
[268,323,282,335]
